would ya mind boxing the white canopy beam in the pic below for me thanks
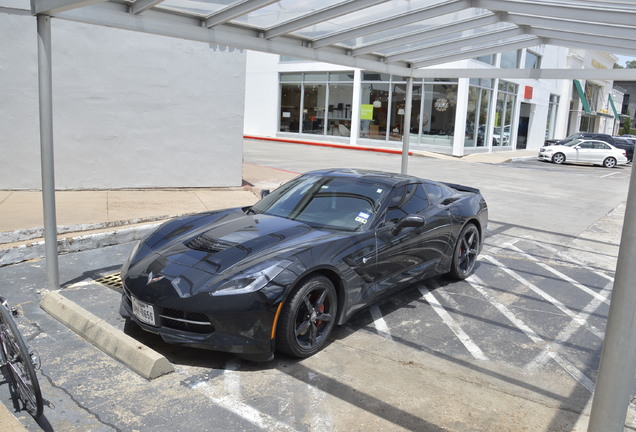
[311,0,471,48]
[352,12,500,56]
[31,0,105,15]
[53,2,415,75]
[129,0,164,15]
[204,0,278,28]
[411,68,636,81]
[264,0,389,39]
[411,36,540,68]
[505,13,636,41]
[386,27,524,63]
[475,0,636,27]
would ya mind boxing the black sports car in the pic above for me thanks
[119,169,488,361]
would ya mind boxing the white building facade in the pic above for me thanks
[245,47,620,157]
[1,2,246,190]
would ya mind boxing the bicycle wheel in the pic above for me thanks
[0,304,43,418]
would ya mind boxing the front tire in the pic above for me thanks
[0,305,43,418]
[552,153,566,164]
[603,157,617,168]
[448,223,480,280]
[276,275,337,358]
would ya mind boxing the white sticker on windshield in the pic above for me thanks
[355,216,368,224]
[376,189,383,194]
[358,212,370,219]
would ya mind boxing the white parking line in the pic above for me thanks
[529,239,614,282]
[482,254,605,340]
[178,363,297,431]
[600,171,620,178]
[506,243,610,305]
[467,275,595,393]
[419,282,488,361]
[370,304,393,341]
[526,280,612,372]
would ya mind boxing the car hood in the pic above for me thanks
[141,210,344,277]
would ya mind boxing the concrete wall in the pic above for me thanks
[1,5,246,189]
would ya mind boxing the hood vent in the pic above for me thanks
[187,235,235,253]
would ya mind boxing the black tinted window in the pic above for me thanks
[385,184,429,223]
[423,183,450,204]
[252,174,390,231]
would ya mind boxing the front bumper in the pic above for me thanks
[119,285,277,362]
[538,151,552,161]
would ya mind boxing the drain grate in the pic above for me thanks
[95,272,123,291]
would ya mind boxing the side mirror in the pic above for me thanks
[573,145,580,149]
[391,215,425,236]
[260,189,270,199]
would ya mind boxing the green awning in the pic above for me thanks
[608,93,619,119]
[573,80,591,114]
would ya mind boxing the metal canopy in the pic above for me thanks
[30,0,636,80]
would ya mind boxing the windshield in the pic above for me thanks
[564,139,584,147]
[252,174,390,231]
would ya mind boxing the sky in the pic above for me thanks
[614,55,636,67]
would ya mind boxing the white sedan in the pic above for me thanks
[538,139,628,168]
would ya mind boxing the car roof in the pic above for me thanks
[305,168,422,187]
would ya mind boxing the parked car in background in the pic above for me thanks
[544,132,615,147]
[611,136,634,162]
[538,139,628,167]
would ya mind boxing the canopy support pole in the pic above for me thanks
[400,77,413,174]
[588,115,636,431]
[37,15,60,290]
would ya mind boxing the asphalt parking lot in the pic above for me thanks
[1,141,634,431]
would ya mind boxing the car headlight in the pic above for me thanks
[211,260,293,296]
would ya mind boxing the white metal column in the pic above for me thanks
[37,15,60,290]
[400,77,413,174]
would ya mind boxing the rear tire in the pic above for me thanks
[551,153,566,164]
[603,157,617,168]
[448,223,480,280]
[276,275,337,358]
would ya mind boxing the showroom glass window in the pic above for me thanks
[280,73,302,133]
[327,72,354,137]
[494,81,518,147]
[418,79,458,147]
[360,72,391,140]
[360,74,457,146]
[465,78,493,148]
[278,72,353,136]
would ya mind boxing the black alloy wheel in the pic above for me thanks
[276,275,337,358]
[552,153,566,164]
[603,157,617,168]
[449,223,480,280]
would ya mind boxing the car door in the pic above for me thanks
[593,141,613,164]
[574,140,596,163]
[368,183,452,301]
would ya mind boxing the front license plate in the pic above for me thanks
[132,296,156,326]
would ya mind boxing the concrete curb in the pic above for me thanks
[40,291,174,380]
[0,223,161,267]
